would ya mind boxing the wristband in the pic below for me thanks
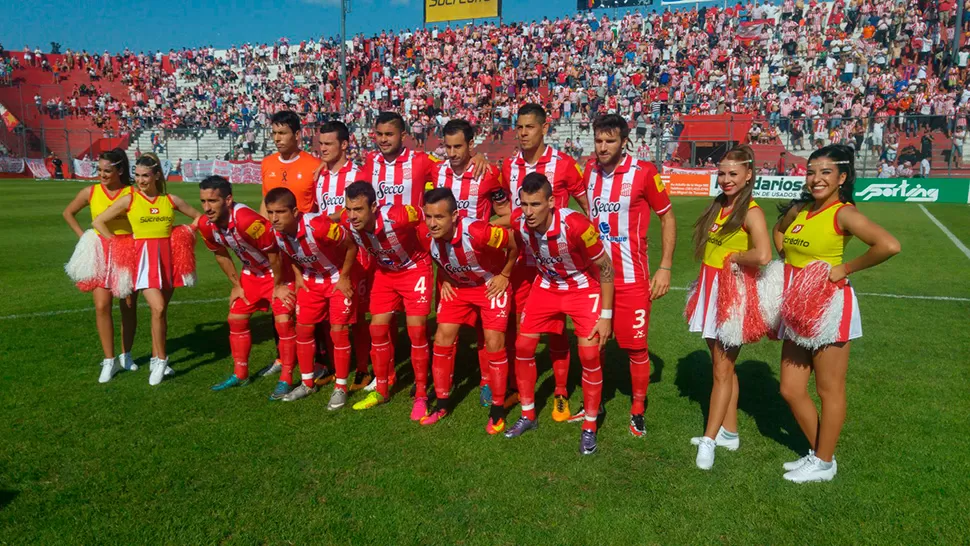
[843,263,851,275]
[600,309,613,319]
[499,272,510,278]
[658,266,671,271]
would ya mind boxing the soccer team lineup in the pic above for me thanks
[60,105,902,482]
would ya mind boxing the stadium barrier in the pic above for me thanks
[853,178,970,204]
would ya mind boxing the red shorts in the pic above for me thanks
[295,277,357,325]
[436,283,511,332]
[368,264,433,317]
[229,272,293,316]
[613,282,652,350]
[519,284,602,338]
[510,263,536,316]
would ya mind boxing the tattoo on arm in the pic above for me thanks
[597,256,614,284]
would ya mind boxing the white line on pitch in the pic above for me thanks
[920,204,970,260]
[665,286,969,302]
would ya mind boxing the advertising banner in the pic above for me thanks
[425,0,500,24]
[854,178,970,204]
[661,172,715,197]
[750,176,806,199]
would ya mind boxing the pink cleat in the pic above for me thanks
[410,397,429,421]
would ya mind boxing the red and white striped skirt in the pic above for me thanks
[778,262,862,349]
[135,237,174,291]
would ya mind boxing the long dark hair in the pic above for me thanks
[135,153,167,195]
[692,145,756,260]
[98,148,131,186]
[778,144,856,217]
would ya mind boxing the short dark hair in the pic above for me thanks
[265,187,297,209]
[319,121,350,142]
[424,187,458,213]
[375,111,406,133]
[520,172,552,199]
[442,119,474,144]
[345,181,377,205]
[270,110,301,134]
[199,175,232,197]
[517,103,546,124]
[592,114,631,141]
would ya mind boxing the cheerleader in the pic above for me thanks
[685,145,773,470]
[772,145,900,483]
[93,154,201,386]
[63,148,139,383]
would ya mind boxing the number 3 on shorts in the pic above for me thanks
[633,309,646,328]
[414,276,427,294]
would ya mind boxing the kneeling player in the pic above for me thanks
[265,188,359,408]
[197,176,298,397]
[422,188,518,430]
[507,173,614,455]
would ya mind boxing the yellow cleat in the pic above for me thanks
[352,391,386,411]
[551,395,571,422]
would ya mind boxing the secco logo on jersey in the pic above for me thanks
[444,264,474,274]
[592,197,622,214]
[319,192,344,209]
[456,199,471,210]
[294,255,318,264]
[377,182,406,201]
[791,224,804,234]
[537,255,564,266]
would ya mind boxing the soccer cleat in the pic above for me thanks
[783,450,816,471]
[120,353,138,371]
[783,455,837,483]
[282,383,318,402]
[259,359,282,377]
[551,395,571,422]
[210,375,249,391]
[504,417,538,438]
[363,376,378,392]
[485,417,506,435]
[349,371,372,392]
[629,414,646,438]
[269,381,293,401]
[696,437,716,470]
[99,358,122,384]
[313,365,335,386]
[579,430,598,455]
[149,358,169,386]
[419,408,448,426]
[479,384,492,408]
[503,391,519,410]
[410,397,429,421]
[566,403,586,423]
[690,427,740,451]
[327,388,348,411]
[352,391,386,411]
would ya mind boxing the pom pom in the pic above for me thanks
[740,265,769,344]
[109,235,138,299]
[781,261,845,350]
[65,229,106,291]
[757,260,785,336]
[684,279,700,322]
[171,225,197,288]
[714,263,771,347]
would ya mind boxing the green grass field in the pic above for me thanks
[1,180,969,544]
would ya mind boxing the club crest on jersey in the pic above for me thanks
[377,182,406,200]
[150,207,159,214]
[620,183,633,197]
[791,224,804,234]
[592,197,621,214]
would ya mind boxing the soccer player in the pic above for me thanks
[422,188,518,431]
[341,181,433,420]
[314,120,372,392]
[505,173,614,456]
[582,114,676,437]
[499,103,589,422]
[195,175,299,400]
[264,188,359,408]
[260,110,321,217]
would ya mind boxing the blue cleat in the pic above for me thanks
[211,375,249,391]
[269,381,293,401]
[479,384,493,407]
[504,417,538,439]
[580,430,598,455]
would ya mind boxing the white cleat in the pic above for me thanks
[783,455,837,483]
[363,376,378,392]
[690,426,739,451]
[783,449,816,471]
[695,436,716,470]
[120,352,138,371]
[282,383,318,402]
[99,358,122,384]
[149,357,169,386]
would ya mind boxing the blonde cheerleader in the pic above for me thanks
[772,145,900,483]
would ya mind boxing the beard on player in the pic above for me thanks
[594,127,627,171]
[374,116,405,159]
[423,189,459,241]
[199,187,233,225]
[344,181,379,232]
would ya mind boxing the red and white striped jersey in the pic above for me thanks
[362,148,437,207]
[273,212,349,283]
[501,145,585,209]
[584,155,672,285]
[315,159,363,215]
[513,207,606,291]
[430,161,505,220]
[346,203,431,272]
[429,217,509,287]
[198,203,277,278]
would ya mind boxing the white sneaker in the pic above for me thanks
[164,365,175,376]
[363,376,378,392]
[783,455,837,483]
[783,449,815,471]
[120,352,138,371]
[695,437,716,470]
[99,358,122,384]
[149,357,168,386]
[690,426,740,451]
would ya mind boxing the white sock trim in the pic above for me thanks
[301,373,314,380]
[335,378,348,386]
[521,403,535,411]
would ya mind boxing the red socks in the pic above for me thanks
[514,335,540,420]
[295,323,317,388]
[578,344,603,432]
[486,349,508,407]
[432,343,456,400]
[369,323,392,398]
[476,327,489,387]
[629,348,651,415]
[330,328,351,391]
[353,321,370,374]
[407,325,429,399]
[549,333,570,397]
[228,317,251,380]
[275,319,296,384]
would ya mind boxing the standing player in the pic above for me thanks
[362,111,439,208]
[195,176,299,399]
[506,173,614,456]
[261,110,321,217]
[421,188,518,430]
[499,103,589,422]
[342,181,433,420]
[264,188,359,408]
[582,114,676,437]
